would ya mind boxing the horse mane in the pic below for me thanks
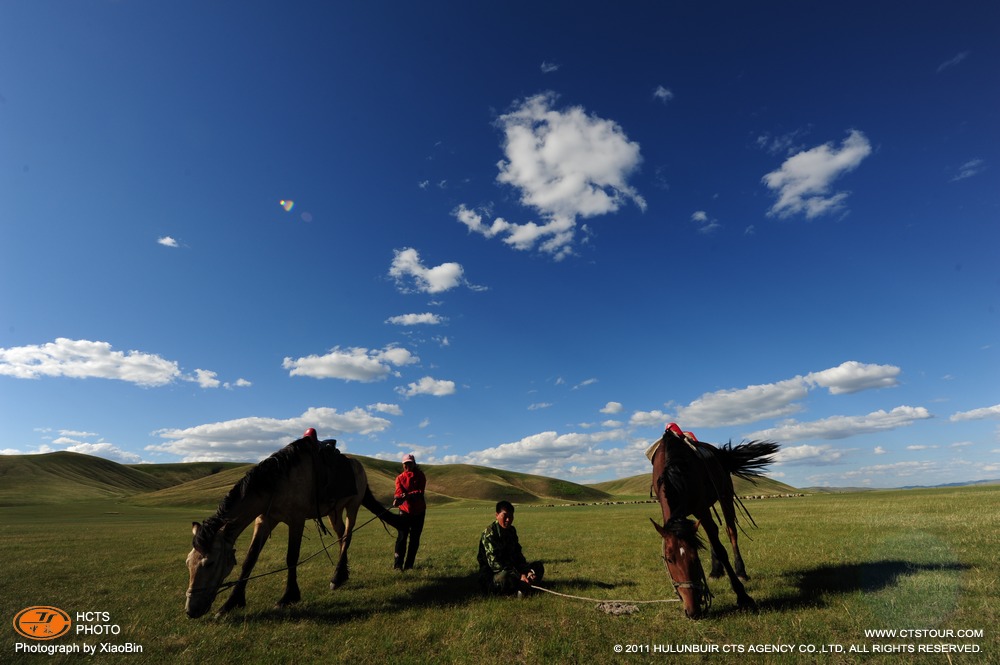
[664,517,705,550]
[193,438,314,553]
[655,435,694,511]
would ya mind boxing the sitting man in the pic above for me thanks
[477,500,544,596]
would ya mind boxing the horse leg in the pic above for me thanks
[709,536,724,579]
[328,507,350,589]
[719,496,749,580]
[276,519,304,608]
[698,511,755,611]
[219,516,275,616]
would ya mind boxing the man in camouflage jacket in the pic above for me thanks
[477,500,544,595]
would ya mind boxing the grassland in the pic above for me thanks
[2,453,997,663]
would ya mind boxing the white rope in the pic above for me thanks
[530,584,679,604]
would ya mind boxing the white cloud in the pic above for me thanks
[691,210,720,234]
[756,129,810,156]
[629,409,670,429]
[748,406,932,442]
[455,92,644,259]
[61,441,143,464]
[672,361,901,428]
[950,403,1000,421]
[676,377,809,427]
[395,376,456,398]
[874,446,887,455]
[540,61,560,73]
[762,130,872,219]
[369,402,403,416]
[147,406,391,462]
[190,369,221,389]
[774,443,846,465]
[0,338,184,387]
[653,85,674,103]
[283,345,418,382]
[157,236,179,248]
[936,50,970,73]
[29,430,144,464]
[601,401,623,414]
[59,429,97,438]
[805,361,900,394]
[386,313,445,326]
[951,159,985,182]
[528,402,552,411]
[462,428,628,472]
[842,461,939,479]
[388,247,465,293]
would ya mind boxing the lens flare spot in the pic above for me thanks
[279,200,294,212]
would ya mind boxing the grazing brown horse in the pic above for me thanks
[649,425,779,618]
[185,438,398,618]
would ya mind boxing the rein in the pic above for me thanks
[191,509,391,600]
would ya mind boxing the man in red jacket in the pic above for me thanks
[392,453,427,570]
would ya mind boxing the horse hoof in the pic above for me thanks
[737,596,757,612]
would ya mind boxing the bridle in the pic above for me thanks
[662,555,714,615]
[186,536,239,601]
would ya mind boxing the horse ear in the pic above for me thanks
[191,522,200,536]
[650,517,667,537]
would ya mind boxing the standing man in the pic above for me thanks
[477,500,544,595]
[392,453,426,570]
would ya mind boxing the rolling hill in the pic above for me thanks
[0,451,165,505]
[0,449,798,509]
[0,451,612,508]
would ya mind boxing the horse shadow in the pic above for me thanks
[213,558,639,624]
[401,557,634,604]
[711,559,969,618]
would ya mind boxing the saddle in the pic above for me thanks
[646,423,714,463]
[315,440,357,502]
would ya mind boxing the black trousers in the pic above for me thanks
[393,511,425,569]
[480,560,545,595]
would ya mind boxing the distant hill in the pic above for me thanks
[1,451,609,508]
[8,450,992,509]
[589,472,799,498]
[0,452,169,505]
[126,461,247,487]
[136,454,612,508]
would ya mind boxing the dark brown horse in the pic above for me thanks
[184,438,398,618]
[649,425,779,618]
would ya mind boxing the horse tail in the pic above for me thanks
[715,440,780,484]
[362,486,401,530]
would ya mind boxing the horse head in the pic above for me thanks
[185,520,237,619]
[650,517,712,619]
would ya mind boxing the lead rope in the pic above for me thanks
[207,509,390,600]
[528,584,679,604]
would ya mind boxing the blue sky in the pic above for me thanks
[1,2,998,489]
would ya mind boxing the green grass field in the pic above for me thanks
[3,485,998,664]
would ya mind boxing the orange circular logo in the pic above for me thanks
[13,606,72,640]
